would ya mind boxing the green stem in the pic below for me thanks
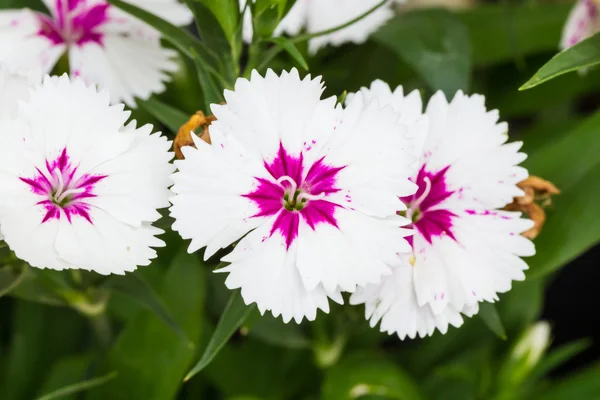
[89,313,112,349]
[252,0,390,73]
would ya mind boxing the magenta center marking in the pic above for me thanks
[243,143,345,249]
[19,148,107,223]
[401,165,457,245]
[37,0,109,46]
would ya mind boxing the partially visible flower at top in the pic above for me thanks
[350,81,535,340]
[0,0,193,106]
[0,64,40,118]
[0,75,174,274]
[170,69,418,323]
[560,0,600,49]
[241,0,400,54]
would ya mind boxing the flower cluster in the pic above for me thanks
[0,0,541,341]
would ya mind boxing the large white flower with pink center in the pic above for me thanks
[349,81,536,339]
[170,69,417,323]
[0,75,174,274]
[560,0,600,49]
[0,0,192,106]
[241,0,397,54]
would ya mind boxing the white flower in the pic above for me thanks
[241,0,397,54]
[170,69,417,323]
[0,0,193,106]
[350,81,535,339]
[0,65,40,118]
[0,75,174,274]
[560,0,600,49]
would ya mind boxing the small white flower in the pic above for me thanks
[242,0,397,54]
[170,69,417,323]
[0,0,193,106]
[0,65,40,118]
[560,0,600,49]
[350,81,535,339]
[0,75,174,274]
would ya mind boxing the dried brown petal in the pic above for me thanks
[504,175,560,240]
[173,111,216,159]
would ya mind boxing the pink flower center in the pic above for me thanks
[37,0,109,46]
[19,148,106,223]
[401,166,456,245]
[243,143,345,249]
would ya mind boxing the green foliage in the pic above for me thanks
[375,9,471,97]
[185,289,256,381]
[521,32,600,90]
[1,0,599,399]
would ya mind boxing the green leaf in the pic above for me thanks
[531,362,600,400]
[268,37,309,70]
[185,289,256,381]
[87,247,205,400]
[322,353,426,400]
[521,32,600,90]
[196,0,240,44]
[252,0,288,39]
[530,339,591,381]
[186,0,238,83]
[458,3,571,67]
[192,48,226,111]
[104,272,190,346]
[525,111,600,278]
[36,354,94,400]
[35,372,117,400]
[249,314,310,349]
[0,263,28,297]
[478,302,507,340]
[2,302,86,400]
[375,9,471,97]
[138,98,189,134]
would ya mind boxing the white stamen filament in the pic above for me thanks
[54,168,65,198]
[277,175,297,193]
[408,176,432,215]
[296,191,326,203]
[56,187,85,203]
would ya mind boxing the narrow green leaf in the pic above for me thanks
[521,32,600,90]
[2,302,86,400]
[530,339,591,381]
[186,0,238,83]
[374,9,471,96]
[268,37,309,70]
[35,372,117,400]
[191,48,226,111]
[138,98,189,134]
[322,353,426,400]
[478,302,507,340]
[185,290,256,381]
[104,272,190,346]
[87,247,205,399]
[197,0,240,44]
[0,263,28,297]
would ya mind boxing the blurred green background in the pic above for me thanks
[2,0,600,399]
